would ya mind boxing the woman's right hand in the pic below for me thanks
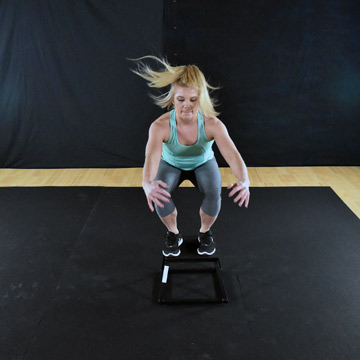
[143,180,171,212]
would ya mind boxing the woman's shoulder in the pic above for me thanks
[203,114,224,140]
[152,111,171,128]
[203,113,222,128]
[155,111,171,123]
[149,112,171,140]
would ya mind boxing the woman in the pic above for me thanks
[131,56,250,257]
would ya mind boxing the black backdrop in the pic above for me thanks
[0,0,359,168]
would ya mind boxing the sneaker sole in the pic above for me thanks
[162,250,181,257]
[197,248,216,256]
[162,238,183,257]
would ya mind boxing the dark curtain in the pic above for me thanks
[164,0,360,166]
[0,0,359,168]
[0,0,163,168]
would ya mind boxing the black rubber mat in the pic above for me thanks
[1,187,359,360]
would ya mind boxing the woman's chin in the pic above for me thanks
[181,112,193,118]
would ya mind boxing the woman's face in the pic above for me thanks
[173,85,200,121]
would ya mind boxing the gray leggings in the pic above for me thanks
[154,157,222,218]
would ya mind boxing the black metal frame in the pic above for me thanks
[158,257,228,305]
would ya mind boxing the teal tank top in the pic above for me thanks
[161,109,215,171]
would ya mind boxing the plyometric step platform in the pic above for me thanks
[158,257,228,305]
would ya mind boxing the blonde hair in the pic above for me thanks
[130,55,220,117]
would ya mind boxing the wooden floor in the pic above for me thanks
[0,167,359,219]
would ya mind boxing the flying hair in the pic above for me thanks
[129,55,220,117]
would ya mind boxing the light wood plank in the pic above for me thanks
[0,167,359,219]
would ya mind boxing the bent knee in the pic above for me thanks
[202,193,221,217]
[203,187,221,200]
[155,201,176,218]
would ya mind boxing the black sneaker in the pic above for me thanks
[162,231,183,257]
[197,230,216,255]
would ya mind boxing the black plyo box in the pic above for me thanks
[158,257,228,304]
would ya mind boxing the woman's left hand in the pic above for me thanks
[227,179,250,208]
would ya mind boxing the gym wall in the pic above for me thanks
[0,0,359,168]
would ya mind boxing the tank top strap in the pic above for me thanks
[198,111,210,141]
[167,109,177,144]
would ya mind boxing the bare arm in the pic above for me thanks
[207,118,250,208]
[142,120,171,211]
[143,122,164,184]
